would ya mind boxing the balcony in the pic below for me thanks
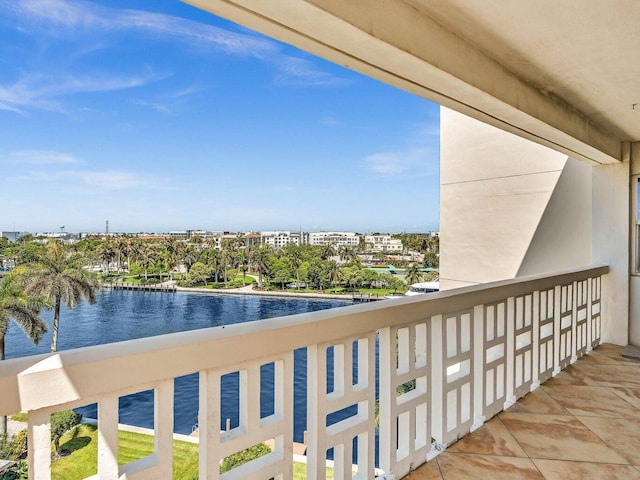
[406,343,640,480]
[0,264,608,479]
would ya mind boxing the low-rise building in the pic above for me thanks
[364,234,403,253]
[261,231,306,250]
[308,231,359,248]
[0,231,23,243]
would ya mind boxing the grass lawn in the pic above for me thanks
[50,424,333,479]
[293,461,334,479]
[51,425,198,480]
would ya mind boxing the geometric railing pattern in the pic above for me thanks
[0,265,607,480]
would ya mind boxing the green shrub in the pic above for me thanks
[0,460,28,480]
[220,443,271,474]
[51,410,82,455]
[0,429,27,461]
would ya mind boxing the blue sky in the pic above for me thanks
[0,0,440,234]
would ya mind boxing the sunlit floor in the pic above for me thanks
[404,344,640,480]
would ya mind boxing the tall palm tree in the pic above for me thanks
[114,236,132,273]
[252,246,271,288]
[405,263,423,285]
[204,248,227,283]
[22,240,96,352]
[285,245,302,290]
[181,245,200,274]
[326,259,342,290]
[163,239,183,281]
[0,276,48,436]
[221,249,232,284]
[234,248,250,286]
[137,243,158,282]
[96,239,116,275]
[320,244,335,260]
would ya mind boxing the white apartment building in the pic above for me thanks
[364,234,403,253]
[260,231,306,250]
[0,231,22,243]
[308,231,359,248]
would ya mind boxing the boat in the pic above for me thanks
[405,281,440,296]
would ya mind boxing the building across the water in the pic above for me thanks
[308,231,359,248]
[364,234,403,253]
[0,231,23,243]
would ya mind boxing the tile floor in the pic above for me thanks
[403,344,640,480]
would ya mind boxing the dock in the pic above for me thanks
[109,282,177,292]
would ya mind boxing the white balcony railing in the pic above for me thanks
[0,265,607,480]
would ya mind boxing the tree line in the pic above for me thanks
[0,234,438,437]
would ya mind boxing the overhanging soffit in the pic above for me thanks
[185,0,640,165]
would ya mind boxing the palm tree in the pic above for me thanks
[22,240,96,352]
[201,247,222,283]
[163,239,183,281]
[405,263,423,285]
[234,249,250,285]
[96,240,116,275]
[0,275,48,436]
[320,244,335,260]
[285,245,302,290]
[114,236,132,273]
[338,245,358,265]
[221,249,232,284]
[326,259,342,290]
[137,243,158,282]
[252,246,271,288]
[181,245,200,275]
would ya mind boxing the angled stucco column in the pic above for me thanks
[625,143,640,354]
[439,107,584,289]
[593,144,629,346]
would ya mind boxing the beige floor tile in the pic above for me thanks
[498,412,628,464]
[542,385,640,417]
[505,387,568,415]
[577,416,640,464]
[596,344,640,364]
[542,366,594,386]
[532,458,640,480]
[446,417,526,457]
[435,453,545,480]
[402,460,443,480]
[567,364,640,387]
[576,348,640,366]
[611,387,640,410]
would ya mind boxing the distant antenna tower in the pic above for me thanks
[105,220,109,235]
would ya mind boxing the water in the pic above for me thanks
[4,289,351,441]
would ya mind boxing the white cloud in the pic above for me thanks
[3,150,81,165]
[0,70,168,113]
[1,0,350,94]
[17,168,160,191]
[3,0,277,58]
[71,170,150,190]
[275,57,352,87]
[364,147,438,176]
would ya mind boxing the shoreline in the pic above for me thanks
[175,284,384,301]
[105,278,390,301]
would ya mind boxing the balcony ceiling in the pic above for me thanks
[185,0,640,164]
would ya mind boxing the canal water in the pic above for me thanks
[4,289,352,442]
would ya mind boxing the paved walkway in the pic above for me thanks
[404,344,640,480]
[176,283,363,301]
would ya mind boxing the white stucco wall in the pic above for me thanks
[440,107,568,289]
[439,107,630,345]
[592,158,629,345]
[517,157,592,276]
